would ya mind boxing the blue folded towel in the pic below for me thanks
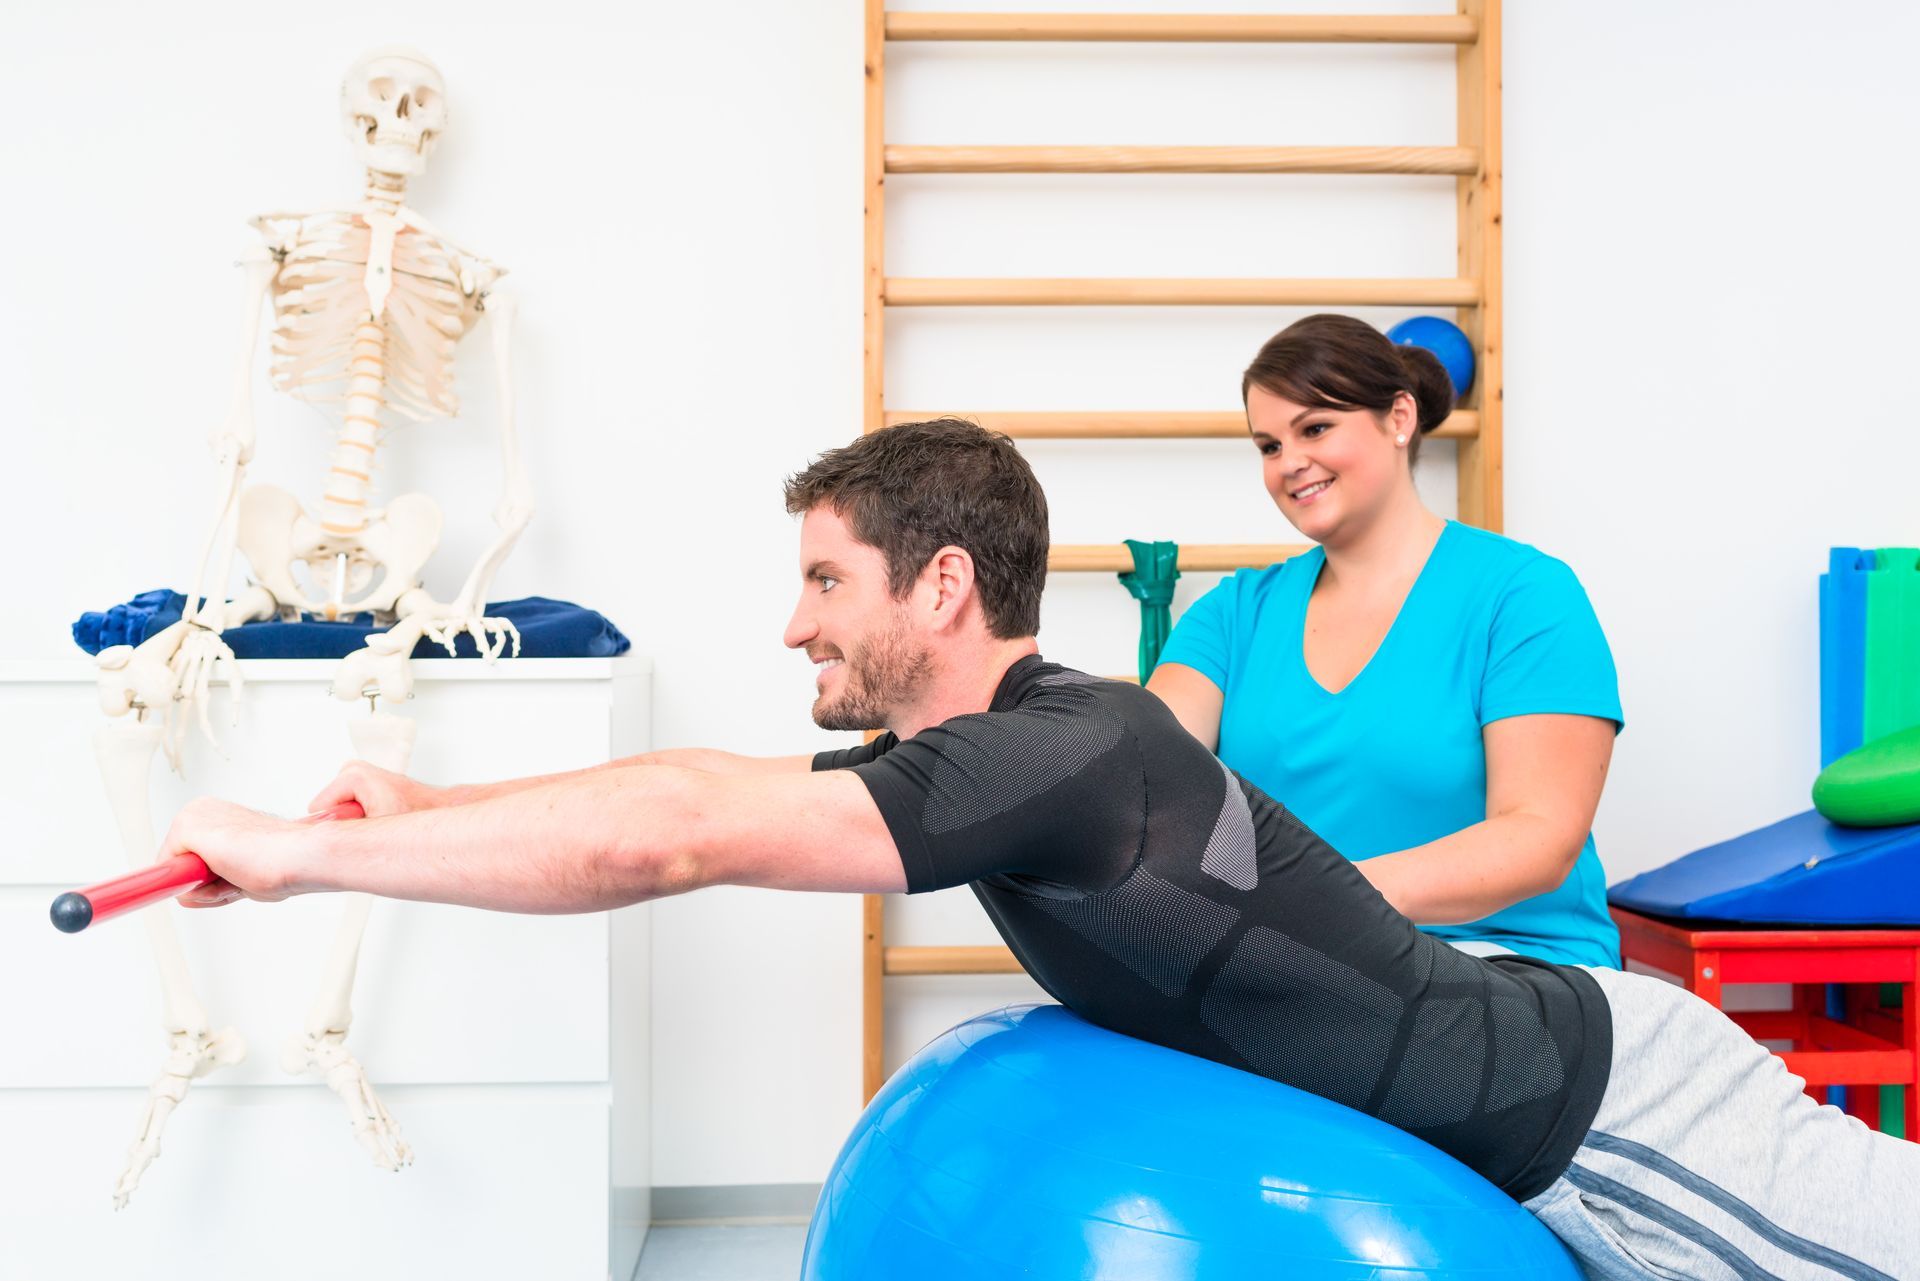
[74,591,630,661]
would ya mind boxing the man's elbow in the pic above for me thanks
[631,844,709,900]
[601,817,712,902]
[599,768,719,902]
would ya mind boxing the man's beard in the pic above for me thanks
[812,612,932,731]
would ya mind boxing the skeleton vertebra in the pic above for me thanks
[93,47,531,1206]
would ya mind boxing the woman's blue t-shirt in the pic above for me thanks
[1154,520,1623,967]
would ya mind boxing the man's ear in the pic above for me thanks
[926,546,977,630]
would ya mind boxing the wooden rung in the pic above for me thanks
[886,145,1479,176]
[884,945,1024,975]
[885,13,1479,45]
[1050,543,1308,573]
[884,277,1480,307]
[884,409,1479,440]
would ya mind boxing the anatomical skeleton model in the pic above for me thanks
[90,47,531,1207]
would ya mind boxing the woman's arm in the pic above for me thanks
[1145,663,1225,751]
[1357,713,1614,925]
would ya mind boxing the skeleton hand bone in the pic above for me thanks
[113,1025,247,1209]
[420,609,521,663]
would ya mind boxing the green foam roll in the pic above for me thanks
[1813,723,1920,826]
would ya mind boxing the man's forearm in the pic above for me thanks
[438,748,808,807]
[298,768,705,912]
[630,748,814,776]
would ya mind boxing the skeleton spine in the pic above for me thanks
[319,173,408,539]
[320,321,384,537]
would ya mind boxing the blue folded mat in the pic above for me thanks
[1609,808,1920,926]
[73,589,629,661]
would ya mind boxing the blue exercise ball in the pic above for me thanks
[1387,315,1476,401]
[802,1005,1580,1280]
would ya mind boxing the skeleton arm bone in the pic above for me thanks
[182,236,282,630]
[95,239,281,761]
[140,237,282,753]
[387,286,529,637]
[450,287,532,615]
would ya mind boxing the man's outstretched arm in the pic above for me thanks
[309,749,815,819]
[165,764,906,914]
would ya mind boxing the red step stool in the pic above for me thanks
[1611,907,1917,1139]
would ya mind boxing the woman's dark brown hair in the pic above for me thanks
[1241,313,1455,466]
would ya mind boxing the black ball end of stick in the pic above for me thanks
[50,893,94,934]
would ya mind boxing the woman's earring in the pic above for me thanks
[1396,434,1408,445]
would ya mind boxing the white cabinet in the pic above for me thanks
[0,657,651,1281]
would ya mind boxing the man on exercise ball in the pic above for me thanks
[167,418,1915,1278]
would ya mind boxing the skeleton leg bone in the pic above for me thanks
[95,719,247,1209]
[283,709,416,1171]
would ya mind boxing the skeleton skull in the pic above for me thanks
[340,47,447,177]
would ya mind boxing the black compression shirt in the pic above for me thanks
[814,655,1612,1202]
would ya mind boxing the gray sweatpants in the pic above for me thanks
[1524,966,1920,1280]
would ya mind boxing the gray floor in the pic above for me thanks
[633,1225,809,1281]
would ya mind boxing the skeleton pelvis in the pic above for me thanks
[236,484,441,621]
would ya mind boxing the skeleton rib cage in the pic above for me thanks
[259,210,501,423]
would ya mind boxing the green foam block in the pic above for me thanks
[1813,723,1920,826]
[1865,548,1920,743]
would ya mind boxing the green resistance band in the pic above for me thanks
[1119,539,1180,685]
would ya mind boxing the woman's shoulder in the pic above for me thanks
[1160,551,1318,678]
[1441,522,1585,594]
[1201,548,1323,614]
[1228,546,1323,592]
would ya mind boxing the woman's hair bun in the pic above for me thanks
[1393,343,1456,434]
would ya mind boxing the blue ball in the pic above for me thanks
[1387,316,1476,401]
[802,1005,1581,1280]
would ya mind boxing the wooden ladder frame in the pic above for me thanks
[860,2,1503,1100]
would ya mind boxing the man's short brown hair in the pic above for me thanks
[783,418,1048,639]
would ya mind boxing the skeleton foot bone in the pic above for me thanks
[283,1030,413,1171]
[113,1026,248,1210]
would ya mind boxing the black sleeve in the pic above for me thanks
[812,732,898,772]
[838,692,1146,895]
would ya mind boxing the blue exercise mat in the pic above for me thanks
[1609,808,1920,926]
[73,589,629,661]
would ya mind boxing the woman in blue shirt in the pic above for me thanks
[1149,314,1622,966]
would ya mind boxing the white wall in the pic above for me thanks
[5,0,1917,1192]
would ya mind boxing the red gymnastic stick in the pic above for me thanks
[50,800,365,934]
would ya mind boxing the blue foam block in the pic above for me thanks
[1609,808,1920,925]
[1820,547,1872,767]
